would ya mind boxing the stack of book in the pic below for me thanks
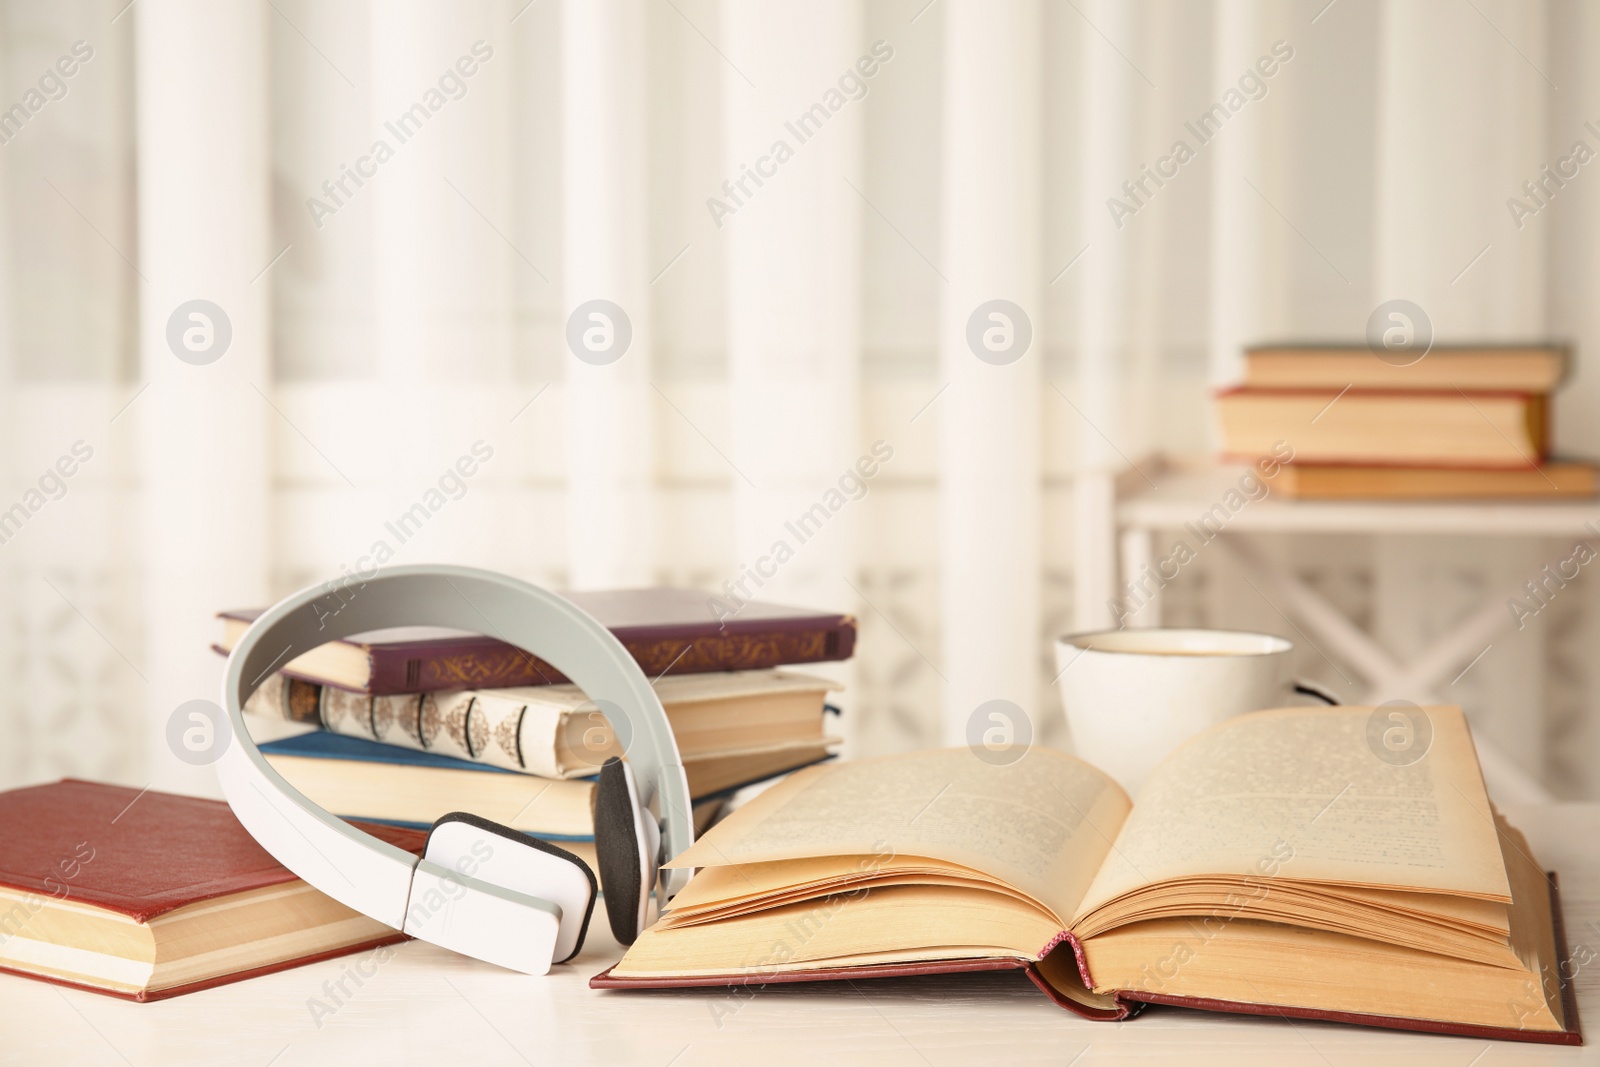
[1215,344,1596,500]
[218,588,857,870]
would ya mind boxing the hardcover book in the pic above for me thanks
[1273,461,1597,500]
[245,667,841,779]
[0,780,424,1002]
[1243,344,1568,393]
[1215,387,1548,468]
[217,587,856,694]
[258,731,830,853]
[594,706,1581,1044]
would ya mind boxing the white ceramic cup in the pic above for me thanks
[1053,628,1336,795]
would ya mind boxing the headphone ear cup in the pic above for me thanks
[423,812,597,964]
[594,757,656,945]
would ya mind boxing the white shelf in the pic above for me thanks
[1118,465,1600,536]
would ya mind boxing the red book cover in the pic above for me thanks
[219,586,857,694]
[0,780,423,1001]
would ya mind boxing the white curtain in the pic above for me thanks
[3,0,1598,799]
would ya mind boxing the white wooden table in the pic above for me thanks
[1114,465,1600,805]
[6,802,1597,1066]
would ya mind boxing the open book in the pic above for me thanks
[594,706,1581,1044]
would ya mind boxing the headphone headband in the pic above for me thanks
[216,565,693,970]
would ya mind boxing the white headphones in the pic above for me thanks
[215,565,694,975]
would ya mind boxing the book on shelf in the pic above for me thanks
[1243,344,1568,393]
[0,780,426,1002]
[258,731,823,865]
[217,587,856,694]
[1215,387,1547,468]
[594,706,1581,1045]
[1273,461,1597,501]
[245,667,841,780]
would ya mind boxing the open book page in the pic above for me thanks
[669,747,1131,926]
[663,854,1033,925]
[1074,706,1511,924]
[1079,915,1565,1034]
[614,884,1070,979]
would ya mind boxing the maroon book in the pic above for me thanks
[217,587,856,694]
[0,779,423,1001]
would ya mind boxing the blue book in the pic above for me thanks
[258,729,837,845]
[258,729,597,840]
[261,730,536,776]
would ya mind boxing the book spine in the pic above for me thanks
[415,691,478,762]
[242,674,324,724]
[616,625,857,678]
[370,647,561,694]
[379,623,857,694]
[420,690,566,776]
[514,700,573,779]
[319,687,376,741]
[242,673,289,719]
[243,674,575,779]
[373,693,428,751]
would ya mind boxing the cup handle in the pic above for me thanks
[1292,679,1340,705]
